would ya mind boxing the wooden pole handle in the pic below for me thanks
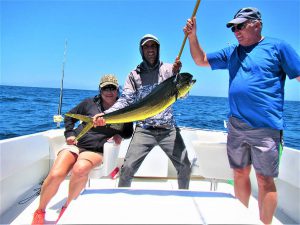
[177,0,201,60]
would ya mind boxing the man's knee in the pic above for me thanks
[234,165,251,178]
[256,173,276,191]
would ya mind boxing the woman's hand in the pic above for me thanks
[66,136,77,145]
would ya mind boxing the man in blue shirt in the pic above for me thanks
[184,7,300,224]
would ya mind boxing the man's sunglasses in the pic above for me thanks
[231,21,248,32]
[101,85,117,92]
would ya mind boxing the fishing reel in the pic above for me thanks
[53,115,64,123]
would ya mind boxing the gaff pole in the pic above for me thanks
[177,0,201,60]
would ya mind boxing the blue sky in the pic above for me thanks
[1,0,300,101]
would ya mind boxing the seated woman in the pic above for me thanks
[32,74,133,225]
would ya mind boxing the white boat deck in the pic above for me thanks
[10,178,280,225]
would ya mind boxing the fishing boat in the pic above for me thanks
[1,127,299,224]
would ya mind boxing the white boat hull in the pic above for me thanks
[0,128,299,224]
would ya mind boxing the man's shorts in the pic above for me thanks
[227,117,282,177]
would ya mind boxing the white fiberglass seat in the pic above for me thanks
[191,131,233,190]
[88,141,121,180]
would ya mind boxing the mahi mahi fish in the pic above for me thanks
[66,72,196,140]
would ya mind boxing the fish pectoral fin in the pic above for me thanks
[171,87,179,100]
[75,122,94,141]
[65,113,92,123]
[175,89,179,100]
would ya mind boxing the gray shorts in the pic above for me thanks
[227,117,282,177]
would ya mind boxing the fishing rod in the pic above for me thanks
[53,40,67,128]
[177,0,201,60]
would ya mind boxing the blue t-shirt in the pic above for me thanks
[207,37,300,130]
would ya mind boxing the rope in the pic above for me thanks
[18,180,44,205]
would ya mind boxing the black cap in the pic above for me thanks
[227,7,261,28]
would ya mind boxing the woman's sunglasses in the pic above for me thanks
[101,85,117,92]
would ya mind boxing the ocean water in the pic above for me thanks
[1,85,299,150]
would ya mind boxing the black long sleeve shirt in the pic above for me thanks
[64,96,133,153]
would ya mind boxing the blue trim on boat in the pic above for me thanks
[82,189,234,198]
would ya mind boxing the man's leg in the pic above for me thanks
[233,165,251,207]
[227,117,253,207]
[227,117,280,225]
[158,127,191,189]
[118,127,156,187]
[256,173,277,225]
[250,131,280,224]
